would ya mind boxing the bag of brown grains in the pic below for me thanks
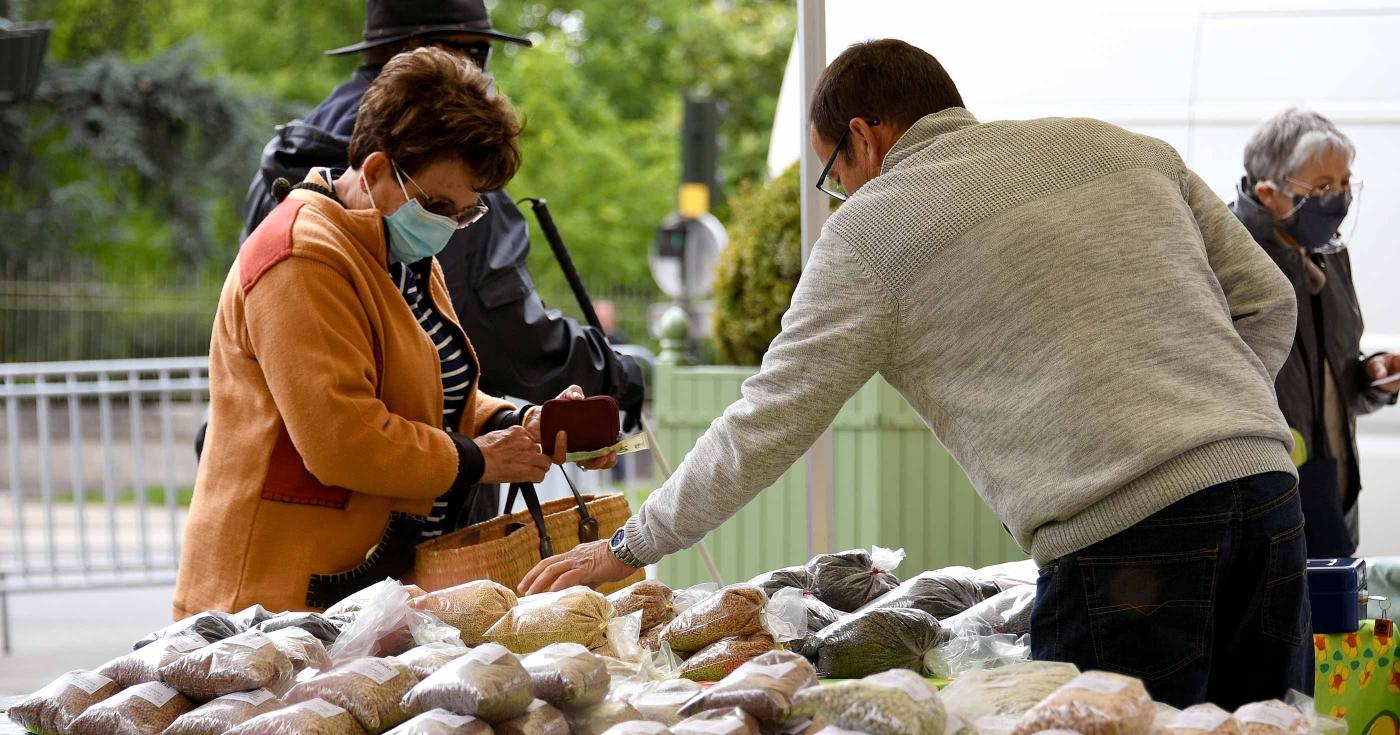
[1162,704,1243,735]
[493,699,570,735]
[267,626,333,674]
[680,632,778,681]
[608,580,675,630]
[857,567,1002,620]
[1012,671,1155,735]
[133,610,243,650]
[407,580,517,645]
[678,649,816,722]
[225,698,368,735]
[792,668,947,735]
[672,707,762,735]
[626,677,703,725]
[483,586,613,653]
[805,547,904,612]
[384,708,493,735]
[98,630,208,687]
[1234,700,1308,735]
[257,611,344,646]
[521,642,610,711]
[400,642,533,723]
[164,689,285,735]
[6,670,120,735]
[68,681,195,735]
[286,656,418,733]
[658,584,767,654]
[392,642,468,680]
[812,607,948,679]
[160,629,295,701]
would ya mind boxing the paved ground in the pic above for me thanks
[0,585,175,696]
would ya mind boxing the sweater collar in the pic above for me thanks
[881,107,980,175]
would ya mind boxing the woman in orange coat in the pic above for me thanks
[175,47,612,617]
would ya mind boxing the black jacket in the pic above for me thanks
[239,67,645,415]
[1230,184,1393,515]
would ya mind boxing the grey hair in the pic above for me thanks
[1243,107,1355,188]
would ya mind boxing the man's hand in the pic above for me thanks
[476,425,551,483]
[518,539,635,595]
[1366,353,1400,394]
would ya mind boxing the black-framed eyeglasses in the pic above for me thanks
[816,119,878,201]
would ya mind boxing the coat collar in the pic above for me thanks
[288,169,390,267]
[881,107,980,175]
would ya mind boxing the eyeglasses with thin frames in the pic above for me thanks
[398,166,489,229]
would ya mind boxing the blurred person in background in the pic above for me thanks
[223,0,646,525]
[1230,108,1400,558]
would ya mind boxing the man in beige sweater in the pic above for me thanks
[523,40,1306,707]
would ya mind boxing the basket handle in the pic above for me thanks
[505,473,597,543]
[506,483,553,559]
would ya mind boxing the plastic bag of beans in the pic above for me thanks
[608,580,675,631]
[858,567,1002,620]
[812,607,949,679]
[234,605,280,629]
[68,681,195,735]
[658,585,768,654]
[258,612,345,646]
[792,668,947,735]
[384,709,493,735]
[567,701,645,735]
[484,586,613,653]
[678,649,816,722]
[392,642,468,680]
[98,630,208,687]
[522,642,611,711]
[285,656,418,733]
[493,699,570,735]
[943,585,1036,639]
[6,670,121,735]
[328,580,464,663]
[225,698,367,735]
[134,610,242,650]
[1161,704,1243,735]
[681,632,778,682]
[939,661,1080,722]
[1234,700,1308,735]
[164,689,285,735]
[327,582,425,617]
[400,642,533,723]
[267,626,333,674]
[624,677,703,725]
[672,707,762,735]
[407,580,517,645]
[805,547,904,612]
[1012,671,1155,735]
[160,629,296,700]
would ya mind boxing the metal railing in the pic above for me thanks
[0,357,208,652]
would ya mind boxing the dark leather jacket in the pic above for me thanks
[239,67,645,413]
[1230,182,1393,512]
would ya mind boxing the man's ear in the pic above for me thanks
[848,118,878,166]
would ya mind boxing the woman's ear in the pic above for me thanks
[1254,181,1294,220]
[361,151,389,188]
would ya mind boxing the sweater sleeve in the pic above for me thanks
[1185,170,1298,380]
[242,255,465,499]
[623,232,895,564]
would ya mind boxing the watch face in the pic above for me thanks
[610,528,626,549]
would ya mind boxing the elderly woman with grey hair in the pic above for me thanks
[1231,108,1398,557]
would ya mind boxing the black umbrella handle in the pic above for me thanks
[522,197,604,333]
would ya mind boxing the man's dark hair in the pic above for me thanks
[810,39,964,152]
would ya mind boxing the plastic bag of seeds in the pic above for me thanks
[327,582,424,617]
[943,585,1036,638]
[134,610,243,650]
[164,689,285,735]
[67,681,195,735]
[328,579,464,664]
[680,632,778,682]
[1234,700,1308,735]
[400,642,533,723]
[267,626,333,674]
[521,641,611,711]
[940,661,1080,722]
[749,566,815,598]
[812,607,948,679]
[392,642,468,680]
[7,670,121,735]
[493,699,570,735]
[805,546,904,612]
[407,579,517,645]
[286,656,418,733]
[567,701,645,735]
[608,580,676,630]
[672,707,762,735]
[857,568,1002,620]
[160,629,296,700]
[1161,704,1243,735]
[625,677,703,725]
[98,630,208,687]
[604,722,673,735]
[1012,670,1155,735]
[258,612,345,646]
[235,605,280,629]
[657,584,768,654]
[226,698,368,735]
[974,560,1039,592]
[678,649,816,722]
[792,669,947,735]
[384,709,493,735]
[484,586,614,653]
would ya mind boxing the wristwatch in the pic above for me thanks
[609,527,646,569]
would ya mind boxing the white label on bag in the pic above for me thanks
[222,689,276,706]
[132,683,180,707]
[425,710,478,726]
[1067,672,1127,695]
[1236,704,1302,729]
[464,644,510,665]
[734,661,798,680]
[865,670,933,702]
[1172,707,1232,732]
[347,658,400,685]
[165,632,207,653]
[227,631,273,651]
[302,699,347,719]
[61,672,113,695]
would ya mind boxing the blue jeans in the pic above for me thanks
[1031,472,1311,709]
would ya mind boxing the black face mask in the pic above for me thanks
[1283,190,1351,252]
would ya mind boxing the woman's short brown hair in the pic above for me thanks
[349,46,523,192]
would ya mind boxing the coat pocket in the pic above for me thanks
[260,426,350,509]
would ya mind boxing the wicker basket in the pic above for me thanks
[412,485,643,595]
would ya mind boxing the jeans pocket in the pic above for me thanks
[1080,548,1217,680]
[1262,520,1309,646]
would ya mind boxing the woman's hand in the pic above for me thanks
[524,385,619,471]
[476,425,551,483]
[518,539,635,595]
[1366,353,1400,394]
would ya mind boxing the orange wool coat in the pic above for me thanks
[173,177,512,618]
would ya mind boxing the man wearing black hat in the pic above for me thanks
[232,0,646,524]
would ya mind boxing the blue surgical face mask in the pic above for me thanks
[364,164,458,264]
[1283,190,1351,253]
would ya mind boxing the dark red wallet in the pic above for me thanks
[540,395,620,455]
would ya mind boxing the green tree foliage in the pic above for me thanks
[711,163,802,365]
